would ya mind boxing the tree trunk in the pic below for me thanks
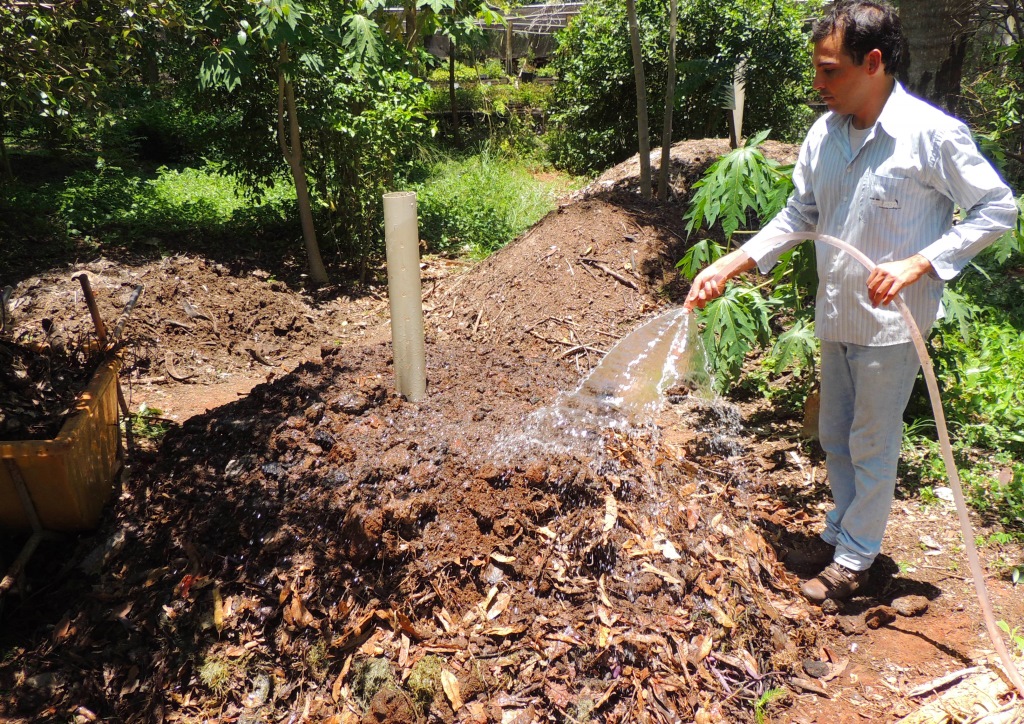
[658,0,678,201]
[277,44,328,286]
[141,42,160,85]
[626,0,651,200]
[403,2,419,52]
[899,0,975,113]
[449,42,459,143]
[0,105,12,183]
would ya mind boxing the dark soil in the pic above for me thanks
[1,140,1021,724]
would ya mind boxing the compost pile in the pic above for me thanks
[0,338,102,441]
[1,142,836,723]
[3,255,344,389]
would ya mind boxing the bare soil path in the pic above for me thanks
[1,140,1021,723]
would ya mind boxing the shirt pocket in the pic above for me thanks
[860,172,911,232]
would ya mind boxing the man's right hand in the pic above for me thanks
[683,250,756,311]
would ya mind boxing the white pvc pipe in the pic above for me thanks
[383,192,426,402]
[761,233,1024,698]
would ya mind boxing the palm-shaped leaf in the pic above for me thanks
[769,317,817,373]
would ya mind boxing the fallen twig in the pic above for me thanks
[789,676,831,698]
[165,353,196,381]
[579,258,639,290]
[110,285,144,346]
[908,666,986,698]
[557,344,607,359]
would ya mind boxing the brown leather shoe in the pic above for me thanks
[800,562,869,602]
[785,538,836,569]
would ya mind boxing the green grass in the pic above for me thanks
[3,147,576,271]
[0,158,296,260]
[148,165,293,218]
[414,148,573,257]
[57,160,294,245]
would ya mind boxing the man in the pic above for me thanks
[683,0,1017,601]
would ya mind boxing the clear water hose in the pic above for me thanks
[759,232,1024,698]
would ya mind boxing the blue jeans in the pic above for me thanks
[818,340,921,571]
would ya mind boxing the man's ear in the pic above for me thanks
[866,48,884,75]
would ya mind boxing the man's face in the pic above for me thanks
[812,31,874,118]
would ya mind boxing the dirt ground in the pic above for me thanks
[1,139,1022,723]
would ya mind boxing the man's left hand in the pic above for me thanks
[866,254,934,307]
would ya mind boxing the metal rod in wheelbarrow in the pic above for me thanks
[72,272,135,456]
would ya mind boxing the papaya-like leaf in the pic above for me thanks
[940,286,980,344]
[769,317,817,373]
[699,284,773,386]
[676,239,726,281]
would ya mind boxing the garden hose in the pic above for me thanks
[759,232,1024,698]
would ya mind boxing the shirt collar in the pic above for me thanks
[824,80,912,138]
[875,81,914,137]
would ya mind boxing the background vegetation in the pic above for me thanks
[546,0,814,174]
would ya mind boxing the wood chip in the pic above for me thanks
[604,493,618,532]
[487,592,512,620]
[907,666,985,697]
[790,676,831,697]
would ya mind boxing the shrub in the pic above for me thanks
[420,77,553,160]
[676,133,814,393]
[959,17,1024,187]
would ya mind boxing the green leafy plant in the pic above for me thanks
[996,620,1024,656]
[676,135,815,391]
[684,129,793,243]
[966,463,1024,530]
[961,25,1023,187]
[676,238,726,281]
[55,161,294,248]
[130,403,172,441]
[545,0,813,175]
[753,687,787,723]
[978,531,1024,546]
[767,317,817,376]
[699,284,773,384]
[981,197,1024,265]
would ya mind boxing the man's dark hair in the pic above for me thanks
[812,0,908,77]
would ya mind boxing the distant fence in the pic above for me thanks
[410,3,584,68]
[479,2,584,36]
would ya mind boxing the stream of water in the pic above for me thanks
[495,308,712,460]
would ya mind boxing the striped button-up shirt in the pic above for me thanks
[742,82,1017,346]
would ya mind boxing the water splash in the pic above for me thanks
[494,309,711,461]
[575,308,710,417]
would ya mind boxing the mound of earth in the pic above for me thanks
[2,140,1022,724]
[572,139,799,200]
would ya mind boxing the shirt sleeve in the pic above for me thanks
[917,123,1018,281]
[740,132,820,274]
